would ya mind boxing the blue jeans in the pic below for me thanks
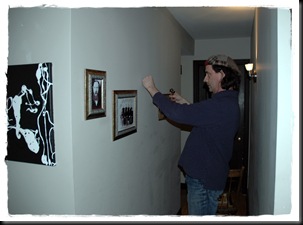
[185,175,223,215]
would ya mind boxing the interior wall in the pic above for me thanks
[70,8,190,215]
[248,7,292,215]
[7,8,75,214]
[7,7,194,215]
[274,8,292,215]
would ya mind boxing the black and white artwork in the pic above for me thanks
[85,69,106,120]
[113,90,137,141]
[6,62,56,166]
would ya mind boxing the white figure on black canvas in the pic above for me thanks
[6,62,55,166]
[7,84,40,153]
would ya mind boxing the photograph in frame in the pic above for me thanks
[113,90,137,141]
[85,69,106,120]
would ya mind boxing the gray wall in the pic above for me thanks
[7,7,194,215]
[7,8,75,214]
[248,7,292,215]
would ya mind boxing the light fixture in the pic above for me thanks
[245,63,257,82]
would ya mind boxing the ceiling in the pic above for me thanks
[167,6,256,40]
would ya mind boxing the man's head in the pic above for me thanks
[204,54,241,93]
[93,80,99,95]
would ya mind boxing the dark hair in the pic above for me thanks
[212,65,241,91]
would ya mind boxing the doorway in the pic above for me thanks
[193,59,250,194]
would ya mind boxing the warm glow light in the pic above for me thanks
[245,63,253,71]
[245,63,257,82]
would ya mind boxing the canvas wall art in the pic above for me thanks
[6,62,56,166]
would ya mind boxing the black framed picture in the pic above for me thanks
[6,62,56,166]
[113,90,137,141]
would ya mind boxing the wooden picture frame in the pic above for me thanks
[85,69,106,120]
[113,90,137,141]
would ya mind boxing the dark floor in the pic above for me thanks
[179,184,248,216]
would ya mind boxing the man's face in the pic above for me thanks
[203,65,225,93]
[93,81,99,95]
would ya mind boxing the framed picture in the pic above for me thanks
[158,93,170,121]
[6,62,56,166]
[85,69,106,120]
[113,90,137,141]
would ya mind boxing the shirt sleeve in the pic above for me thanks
[152,92,216,127]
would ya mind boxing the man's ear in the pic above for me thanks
[219,70,226,79]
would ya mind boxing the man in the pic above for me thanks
[92,79,101,109]
[142,54,241,215]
